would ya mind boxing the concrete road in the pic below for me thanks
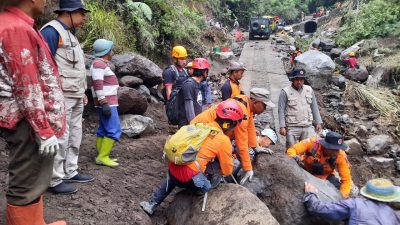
[239,40,290,145]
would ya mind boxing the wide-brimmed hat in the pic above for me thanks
[54,0,91,14]
[250,88,275,108]
[360,178,400,202]
[319,131,348,150]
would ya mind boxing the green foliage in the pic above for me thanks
[336,0,400,47]
[125,1,153,21]
[79,1,135,53]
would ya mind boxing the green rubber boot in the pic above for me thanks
[96,137,118,162]
[95,137,119,167]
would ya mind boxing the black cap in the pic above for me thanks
[54,0,91,14]
[320,131,348,150]
[289,69,307,80]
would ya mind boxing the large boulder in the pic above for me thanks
[320,38,336,52]
[366,134,394,155]
[112,53,163,87]
[117,87,148,115]
[120,115,155,138]
[135,85,151,102]
[295,50,335,90]
[244,153,342,225]
[366,66,385,88]
[341,40,364,59]
[167,184,279,225]
[343,66,369,83]
[119,76,144,88]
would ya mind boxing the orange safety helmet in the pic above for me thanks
[171,46,188,58]
[192,58,210,70]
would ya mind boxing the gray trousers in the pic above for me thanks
[1,120,54,206]
[286,126,315,149]
[50,97,83,187]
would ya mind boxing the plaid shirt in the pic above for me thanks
[0,7,65,139]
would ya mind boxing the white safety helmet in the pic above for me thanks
[320,129,330,138]
[261,128,278,145]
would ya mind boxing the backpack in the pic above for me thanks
[163,123,218,165]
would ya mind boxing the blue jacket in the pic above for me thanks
[304,193,400,225]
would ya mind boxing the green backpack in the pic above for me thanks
[163,123,218,165]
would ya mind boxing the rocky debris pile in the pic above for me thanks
[120,115,155,138]
[167,184,279,225]
[245,153,342,225]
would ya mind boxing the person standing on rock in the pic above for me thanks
[140,100,244,215]
[192,88,275,185]
[288,131,352,198]
[89,39,121,168]
[177,58,210,127]
[304,178,400,224]
[41,0,94,194]
[221,61,246,100]
[278,69,322,149]
[187,61,212,110]
[162,45,189,101]
[0,1,66,224]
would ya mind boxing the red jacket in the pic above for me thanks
[0,7,66,139]
[343,57,358,69]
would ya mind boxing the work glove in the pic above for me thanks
[240,170,254,185]
[102,103,112,117]
[35,135,59,156]
[254,147,274,155]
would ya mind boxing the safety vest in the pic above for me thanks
[303,139,337,179]
[283,85,314,127]
[41,20,87,98]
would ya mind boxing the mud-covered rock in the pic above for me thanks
[119,76,143,88]
[343,66,369,83]
[135,85,151,102]
[118,87,148,115]
[167,184,280,225]
[345,138,363,156]
[366,135,393,155]
[112,53,163,87]
[244,153,342,225]
[120,115,155,138]
[295,50,335,90]
[369,157,395,169]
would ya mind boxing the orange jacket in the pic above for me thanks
[186,121,233,176]
[191,95,256,171]
[229,79,241,98]
[287,136,352,198]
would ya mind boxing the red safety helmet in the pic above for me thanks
[192,58,210,70]
[216,99,244,123]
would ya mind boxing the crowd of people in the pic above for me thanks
[0,0,399,225]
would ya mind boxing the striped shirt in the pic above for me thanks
[89,58,119,107]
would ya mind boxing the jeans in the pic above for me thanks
[151,171,211,205]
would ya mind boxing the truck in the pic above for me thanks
[249,16,271,40]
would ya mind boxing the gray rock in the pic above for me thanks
[329,74,346,89]
[295,50,335,90]
[369,157,394,169]
[294,31,304,37]
[119,76,143,88]
[120,115,154,138]
[366,67,385,88]
[345,138,363,156]
[244,153,342,225]
[330,48,343,59]
[112,53,163,87]
[135,85,151,102]
[366,135,393,155]
[167,184,279,225]
[343,66,369,83]
[341,40,364,59]
[117,87,148,115]
[320,38,336,52]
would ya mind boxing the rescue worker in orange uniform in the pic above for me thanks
[140,100,244,215]
[191,88,275,185]
[287,131,352,198]
[221,61,246,100]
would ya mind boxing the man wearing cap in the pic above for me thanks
[191,87,275,185]
[304,178,400,224]
[279,69,322,149]
[41,0,93,194]
[0,0,66,224]
[287,131,352,198]
[221,61,246,100]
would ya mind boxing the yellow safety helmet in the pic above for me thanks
[349,51,356,57]
[172,46,188,58]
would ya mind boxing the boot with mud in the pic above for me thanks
[140,200,158,215]
[6,196,66,225]
[96,137,118,162]
[95,137,119,167]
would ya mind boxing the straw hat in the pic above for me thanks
[360,178,400,202]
